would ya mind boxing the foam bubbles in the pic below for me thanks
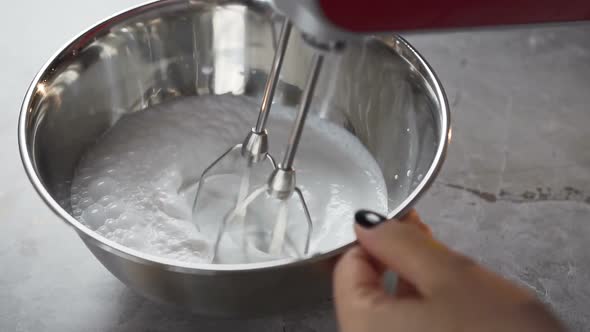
[82,203,106,229]
[98,195,117,206]
[118,211,144,228]
[71,95,388,264]
[78,197,94,209]
[105,201,126,219]
[88,177,118,201]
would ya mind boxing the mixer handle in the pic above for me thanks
[271,0,590,44]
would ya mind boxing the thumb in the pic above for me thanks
[333,246,400,332]
[354,209,474,296]
[334,247,390,308]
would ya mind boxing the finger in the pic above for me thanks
[334,246,426,332]
[354,210,475,296]
[399,209,432,236]
[395,278,421,298]
[334,246,393,311]
[395,210,431,298]
[339,298,428,332]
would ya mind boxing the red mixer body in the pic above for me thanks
[318,0,590,32]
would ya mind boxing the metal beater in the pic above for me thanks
[179,19,291,220]
[183,17,325,261]
[211,53,323,261]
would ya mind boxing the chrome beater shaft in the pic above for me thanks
[212,53,324,261]
[179,20,293,220]
[265,53,323,254]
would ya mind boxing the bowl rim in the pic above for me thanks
[18,0,450,274]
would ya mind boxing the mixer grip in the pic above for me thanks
[318,0,590,32]
[271,0,590,43]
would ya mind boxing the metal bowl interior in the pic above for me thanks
[19,0,449,315]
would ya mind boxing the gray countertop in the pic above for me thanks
[1,1,589,331]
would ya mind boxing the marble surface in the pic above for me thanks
[1,1,589,331]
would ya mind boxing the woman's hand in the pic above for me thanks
[333,210,566,332]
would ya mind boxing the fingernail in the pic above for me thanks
[355,210,388,228]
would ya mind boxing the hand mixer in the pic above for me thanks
[189,0,590,262]
[183,19,292,220]
[185,18,323,261]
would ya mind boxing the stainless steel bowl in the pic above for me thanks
[18,0,450,316]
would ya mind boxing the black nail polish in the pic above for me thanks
[355,210,387,228]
